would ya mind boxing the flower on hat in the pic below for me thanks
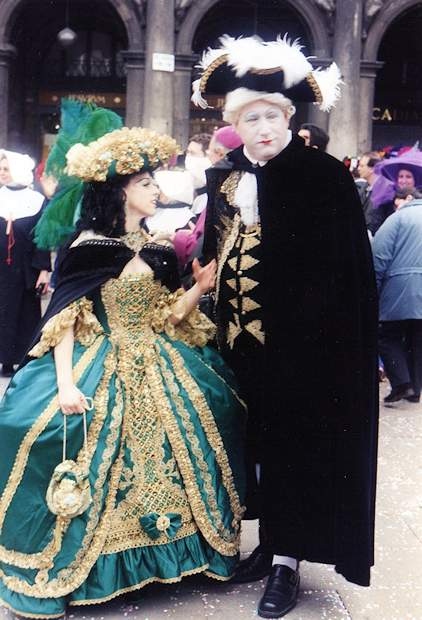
[66,127,180,182]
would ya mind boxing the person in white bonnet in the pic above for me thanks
[0,149,51,376]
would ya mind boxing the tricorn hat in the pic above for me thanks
[192,35,342,113]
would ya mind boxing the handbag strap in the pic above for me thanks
[62,396,94,466]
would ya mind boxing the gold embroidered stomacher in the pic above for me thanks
[151,289,216,348]
[29,298,103,358]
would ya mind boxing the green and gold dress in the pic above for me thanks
[0,239,246,618]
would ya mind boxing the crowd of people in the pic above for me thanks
[0,32,417,620]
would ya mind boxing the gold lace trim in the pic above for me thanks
[227,317,242,349]
[0,336,104,539]
[161,340,244,530]
[0,454,124,598]
[220,170,242,208]
[306,71,323,105]
[226,277,258,294]
[215,213,241,307]
[227,254,259,273]
[192,355,246,411]
[68,563,210,607]
[157,351,230,538]
[53,358,123,588]
[146,346,241,557]
[151,288,216,348]
[245,319,265,345]
[0,350,127,597]
[241,297,261,313]
[29,298,103,358]
[102,354,197,554]
[241,233,261,252]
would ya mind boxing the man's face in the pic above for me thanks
[357,156,373,181]
[186,140,205,158]
[235,100,289,161]
[298,128,311,147]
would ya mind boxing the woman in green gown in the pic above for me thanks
[0,113,246,618]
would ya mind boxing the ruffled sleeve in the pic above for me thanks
[28,297,103,358]
[151,288,216,348]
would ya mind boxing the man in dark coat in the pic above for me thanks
[193,36,379,618]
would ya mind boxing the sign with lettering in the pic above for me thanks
[373,106,422,124]
[39,91,126,108]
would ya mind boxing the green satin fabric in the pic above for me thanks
[0,331,245,618]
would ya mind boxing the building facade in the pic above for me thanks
[0,0,420,160]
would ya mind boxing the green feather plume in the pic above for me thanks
[34,178,84,250]
[35,98,123,249]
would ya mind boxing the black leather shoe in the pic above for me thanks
[384,384,414,403]
[258,564,300,618]
[231,546,273,583]
[2,364,14,377]
[405,393,420,403]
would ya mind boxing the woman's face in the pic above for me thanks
[235,100,289,161]
[0,158,13,186]
[397,168,415,190]
[124,172,160,218]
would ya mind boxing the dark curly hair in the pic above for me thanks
[76,171,144,238]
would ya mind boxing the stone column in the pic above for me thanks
[142,0,175,135]
[173,53,197,148]
[0,45,16,147]
[358,60,383,154]
[121,50,145,127]
[328,0,363,159]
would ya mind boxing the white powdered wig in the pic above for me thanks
[312,63,343,112]
[223,88,296,125]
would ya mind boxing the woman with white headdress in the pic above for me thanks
[0,150,51,376]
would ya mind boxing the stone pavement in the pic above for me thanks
[0,378,420,620]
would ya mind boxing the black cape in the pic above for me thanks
[204,137,379,586]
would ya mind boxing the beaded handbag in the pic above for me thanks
[46,398,93,519]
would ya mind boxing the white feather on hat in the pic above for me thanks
[264,36,313,88]
[311,63,342,112]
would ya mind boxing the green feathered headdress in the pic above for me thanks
[35,98,123,249]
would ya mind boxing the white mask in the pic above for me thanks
[185,154,211,189]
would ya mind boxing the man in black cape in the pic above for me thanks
[192,36,378,618]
